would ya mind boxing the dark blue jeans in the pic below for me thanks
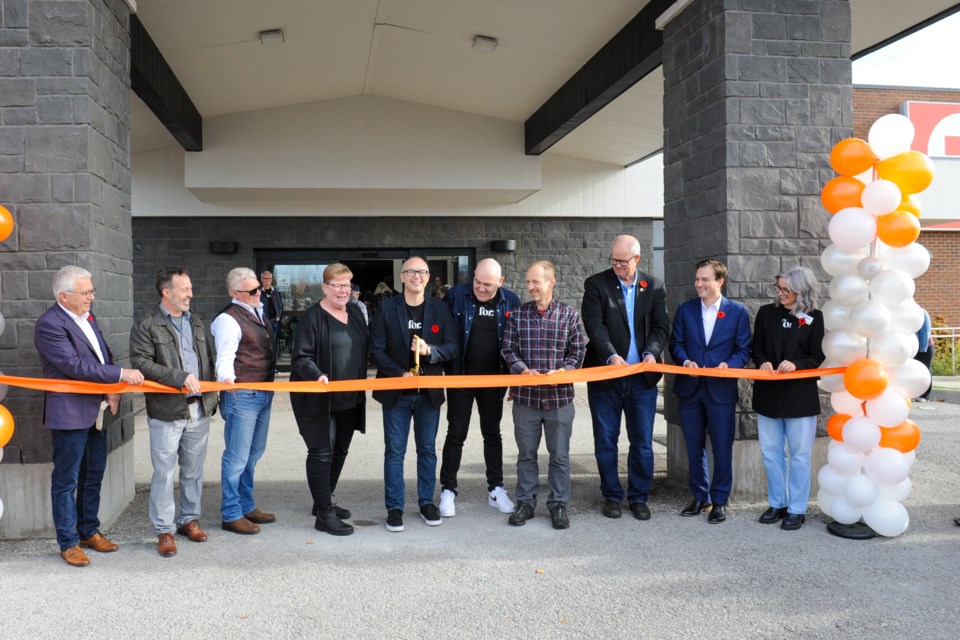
[50,426,107,550]
[382,393,440,511]
[588,377,658,504]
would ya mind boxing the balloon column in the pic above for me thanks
[0,203,13,522]
[817,115,933,537]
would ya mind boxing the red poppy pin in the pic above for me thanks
[505,311,511,318]
[639,280,648,289]
[717,311,726,319]
[431,324,440,334]
[799,318,807,326]
[88,313,95,322]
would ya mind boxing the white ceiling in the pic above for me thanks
[132,0,960,164]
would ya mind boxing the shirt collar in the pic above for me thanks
[159,304,190,323]
[619,269,639,288]
[231,299,263,315]
[701,295,723,313]
[58,302,89,322]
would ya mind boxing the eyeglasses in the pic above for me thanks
[773,285,793,295]
[234,286,262,296]
[67,289,96,298]
[323,282,352,291]
[609,257,636,267]
[402,269,429,277]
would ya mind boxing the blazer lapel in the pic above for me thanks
[694,300,707,348]
[608,271,629,327]
[396,299,411,345]
[58,306,101,359]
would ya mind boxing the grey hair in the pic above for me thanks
[226,267,257,294]
[777,266,819,315]
[613,234,641,256]
[52,266,92,297]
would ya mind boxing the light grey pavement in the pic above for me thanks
[1,382,959,639]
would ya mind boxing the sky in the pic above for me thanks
[853,10,960,89]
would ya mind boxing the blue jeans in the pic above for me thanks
[588,377,658,504]
[382,394,440,511]
[50,426,107,550]
[758,414,817,515]
[220,390,273,521]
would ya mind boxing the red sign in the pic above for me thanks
[903,101,960,157]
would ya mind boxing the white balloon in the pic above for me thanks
[877,477,912,503]
[822,301,853,331]
[854,167,874,185]
[844,473,880,507]
[903,449,917,466]
[0,447,3,463]
[830,495,863,524]
[817,360,846,393]
[887,299,925,334]
[849,300,891,337]
[842,416,882,452]
[862,499,909,537]
[861,180,902,216]
[817,488,837,518]
[829,207,877,251]
[866,390,910,428]
[869,270,915,306]
[880,244,930,279]
[868,332,915,368]
[0,495,3,520]
[888,358,932,399]
[856,256,884,281]
[831,389,865,416]
[828,439,842,451]
[829,273,870,306]
[822,245,866,276]
[822,330,868,365]
[818,463,853,495]
[864,447,911,485]
[828,444,866,475]
[868,113,916,160]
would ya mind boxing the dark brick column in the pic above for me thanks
[661,0,851,499]
[0,0,134,538]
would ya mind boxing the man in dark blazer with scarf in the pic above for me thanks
[669,259,751,524]
[582,235,669,521]
[34,265,145,567]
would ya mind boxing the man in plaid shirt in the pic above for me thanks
[501,260,586,529]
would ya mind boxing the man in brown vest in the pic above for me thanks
[211,267,277,535]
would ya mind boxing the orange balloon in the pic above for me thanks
[830,138,878,176]
[821,176,864,214]
[877,210,921,248]
[844,359,889,400]
[876,151,935,195]
[0,205,13,243]
[879,419,920,453]
[826,413,851,442]
[898,194,922,218]
[0,404,14,448]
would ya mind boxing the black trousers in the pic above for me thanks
[305,405,360,512]
[440,387,506,493]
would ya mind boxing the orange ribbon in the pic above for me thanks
[0,363,844,396]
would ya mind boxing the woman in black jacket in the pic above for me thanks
[290,263,369,535]
[752,266,825,531]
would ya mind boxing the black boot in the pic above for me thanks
[315,507,354,536]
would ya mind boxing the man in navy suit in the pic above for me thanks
[34,266,145,567]
[669,259,751,524]
[371,256,458,533]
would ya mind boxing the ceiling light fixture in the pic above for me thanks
[473,35,498,52]
[259,28,285,47]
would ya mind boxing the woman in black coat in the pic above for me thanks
[290,263,368,535]
[752,266,825,531]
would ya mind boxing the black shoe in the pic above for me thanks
[385,509,404,532]
[781,513,805,531]
[602,501,622,519]
[550,505,570,530]
[315,507,354,536]
[955,517,960,527]
[509,501,535,526]
[708,504,727,524]
[629,503,651,521]
[420,503,442,526]
[759,507,788,524]
[312,503,352,520]
[681,499,711,517]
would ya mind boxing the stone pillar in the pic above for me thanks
[661,0,851,500]
[0,0,134,538]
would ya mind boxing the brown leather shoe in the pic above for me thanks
[176,519,208,542]
[243,508,276,524]
[222,518,260,535]
[60,545,90,567]
[79,532,119,553]
[157,533,177,557]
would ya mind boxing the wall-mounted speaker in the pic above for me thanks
[210,241,238,254]
[490,240,516,252]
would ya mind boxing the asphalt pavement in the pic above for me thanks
[1,384,958,640]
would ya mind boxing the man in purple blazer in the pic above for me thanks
[34,266,144,567]
[669,259,751,524]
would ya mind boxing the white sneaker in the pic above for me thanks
[488,486,515,514]
[439,489,456,517]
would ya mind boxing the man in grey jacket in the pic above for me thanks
[130,267,218,557]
